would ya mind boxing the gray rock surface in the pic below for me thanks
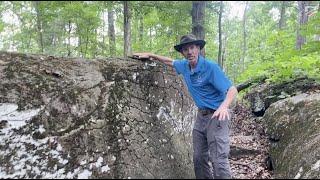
[0,51,195,179]
[263,92,320,179]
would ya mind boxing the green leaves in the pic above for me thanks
[0,0,317,81]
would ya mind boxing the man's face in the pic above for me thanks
[181,44,200,63]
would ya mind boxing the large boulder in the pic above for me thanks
[245,78,320,116]
[263,92,320,178]
[0,51,196,178]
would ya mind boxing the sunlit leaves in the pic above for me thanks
[0,0,318,81]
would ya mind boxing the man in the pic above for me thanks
[133,34,238,179]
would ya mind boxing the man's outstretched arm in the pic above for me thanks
[133,52,174,67]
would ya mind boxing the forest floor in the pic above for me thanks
[229,102,273,179]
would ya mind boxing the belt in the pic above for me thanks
[198,108,216,116]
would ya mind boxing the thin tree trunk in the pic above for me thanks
[123,1,132,58]
[192,1,205,56]
[102,10,105,55]
[222,33,227,71]
[78,36,82,57]
[108,2,116,56]
[68,20,71,57]
[139,15,144,42]
[149,27,152,49]
[218,1,223,68]
[93,29,98,58]
[34,1,44,53]
[278,1,286,29]
[84,28,89,58]
[296,1,309,50]
[138,1,144,43]
[317,2,320,41]
[242,1,248,73]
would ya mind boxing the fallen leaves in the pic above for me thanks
[230,103,273,179]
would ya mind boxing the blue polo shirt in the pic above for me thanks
[173,55,232,110]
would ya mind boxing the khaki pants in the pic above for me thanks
[192,111,232,179]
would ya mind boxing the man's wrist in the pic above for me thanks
[220,103,229,109]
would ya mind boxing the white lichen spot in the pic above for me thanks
[101,165,110,173]
[0,103,42,131]
[294,167,303,179]
[170,155,174,159]
[77,169,92,179]
[80,160,87,165]
[111,156,116,161]
[132,73,139,81]
[148,62,157,67]
[95,157,103,168]
[38,125,46,133]
[56,144,63,151]
[311,160,320,171]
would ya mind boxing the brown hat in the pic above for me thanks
[174,34,206,52]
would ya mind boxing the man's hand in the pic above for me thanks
[132,52,173,67]
[212,86,237,121]
[132,52,152,59]
[212,105,230,121]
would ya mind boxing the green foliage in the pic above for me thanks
[0,20,4,32]
[238,35,320,84]
[0,0,318,86]
[236,2,320,85]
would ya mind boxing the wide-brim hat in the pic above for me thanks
[174,34,206,52]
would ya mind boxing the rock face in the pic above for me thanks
[0,51,196,178]
[245,78,320,117]
[263,93,320,179]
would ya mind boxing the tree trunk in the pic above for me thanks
[139,15,144,43]
[192,1,205,56]
[222,33,227,71]
[78,36,83,57]
[218,1,223,68]
[242,1,248,73]
[123,1,132,58]
[102,9,106,55]
[108,2,116,56]
[317,2,320,41]
[67,20,71,57]
[296,1,309,50]
[149,27,152,49]
[278,1,286,29]
[34,1,44,53]
[84,28,89,58]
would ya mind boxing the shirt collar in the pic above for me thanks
[187,55,205,74]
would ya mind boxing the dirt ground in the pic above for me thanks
[230,102,273,179]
